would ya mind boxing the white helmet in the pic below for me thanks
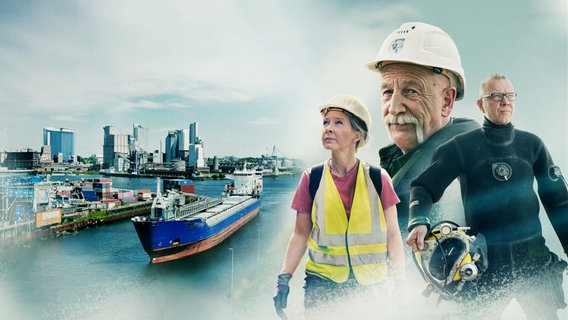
[366,22,466,100]
[319,94,371,148]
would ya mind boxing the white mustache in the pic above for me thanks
[384,114,420,126]
[383,113,424,144]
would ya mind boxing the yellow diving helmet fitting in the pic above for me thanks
[413,220,488,301]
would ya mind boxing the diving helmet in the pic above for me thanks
[413,220,488,301]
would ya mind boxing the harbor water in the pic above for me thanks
[0,175,566,320]
[0,175,300,320]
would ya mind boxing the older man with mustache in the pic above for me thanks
[367,22,479,236]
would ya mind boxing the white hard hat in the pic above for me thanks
[319,94,371,148]
[366,22,466,100]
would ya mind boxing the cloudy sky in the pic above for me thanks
[0,0,566,168]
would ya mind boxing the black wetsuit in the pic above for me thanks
[409,118,568,316]
[379,117,479,235]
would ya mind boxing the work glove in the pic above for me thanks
[273,273,292,317]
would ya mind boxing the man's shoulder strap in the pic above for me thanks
[308,163,383,201]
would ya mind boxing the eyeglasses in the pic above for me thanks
[481,92,517,101]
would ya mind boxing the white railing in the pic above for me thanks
[176,197,224,220]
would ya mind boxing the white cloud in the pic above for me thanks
[51,114,85,122]
[0,0,565,167]
[248,117,280,126]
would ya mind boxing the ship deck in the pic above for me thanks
[189,195,254,223]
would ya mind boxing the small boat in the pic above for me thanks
[131,168,262,263]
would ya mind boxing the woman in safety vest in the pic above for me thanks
[273,93,405,318]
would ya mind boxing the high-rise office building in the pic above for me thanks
[163,122,204,168]
[43,127,75,162]
[189,122,198,144]
[189,144,204,167]
[133,124,150,152]
[103,126,131,170]
[164,131,178,163]
[164,129,189,162]
[188,122,204,167]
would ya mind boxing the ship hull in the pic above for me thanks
[132,196,261,263]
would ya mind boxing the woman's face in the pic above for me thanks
[321,109,360,153]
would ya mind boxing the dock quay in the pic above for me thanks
[0,201,152,243]
[48,201,152,237]
[0,174,159,244]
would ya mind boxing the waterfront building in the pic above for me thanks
[189,144,204,167]
[188,122,204,168]
[3,150,40,170]
[164,131,177,163]
[211,156,220,172]
[41,145,51,160]
[163,123,205,169]
[103,126,131,170]
[189,122,198,144]
[165,132,175,163]
[101,124,150,173]
[133,124,150,152]
[179,129,190,160]
[39,146,54,167]
[43,127,75,162]
[164,129,189,162]
[151,151,163,164]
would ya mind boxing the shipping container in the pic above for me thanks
[163,179,195,193]
[82,190,99,202]
[181,184,195,194]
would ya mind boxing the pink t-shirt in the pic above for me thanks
[291,162,400,216]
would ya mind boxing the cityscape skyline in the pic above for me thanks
[0,1,565,167]
[100,121,206,171]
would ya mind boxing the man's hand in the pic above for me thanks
[406,225,428,252]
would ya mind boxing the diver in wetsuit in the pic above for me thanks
[406,74,568,319]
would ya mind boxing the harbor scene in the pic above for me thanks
[0,174,301,320]
[0,1,566,320]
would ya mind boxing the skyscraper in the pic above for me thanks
[188,122,204,167]
[164,129,189,162]
[163,122,204,168]
[43,127,75,162]
[189,122,198,144]
[102,126,130,170]
[133,124,150,152]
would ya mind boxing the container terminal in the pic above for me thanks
[0,174,194,242]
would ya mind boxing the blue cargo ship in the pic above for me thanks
[131,169,262,263]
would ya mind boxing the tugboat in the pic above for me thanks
[131,168,262,263]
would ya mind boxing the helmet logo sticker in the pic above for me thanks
[492,162,512,181]
[390,38,405,54]
[548,165,562,182]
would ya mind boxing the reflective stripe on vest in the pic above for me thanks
[306,161,388,285]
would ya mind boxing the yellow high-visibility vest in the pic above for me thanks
[306,161,388,285]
